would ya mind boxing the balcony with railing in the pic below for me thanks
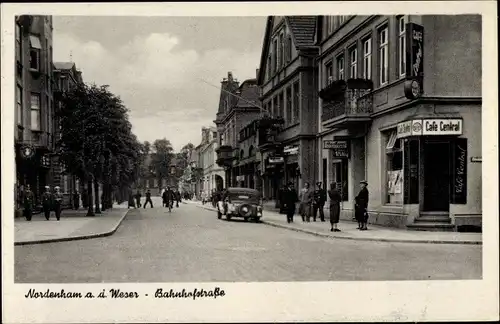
[319,78,374,129]
[215,145,234,167]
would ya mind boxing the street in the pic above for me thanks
[15,197,482,283]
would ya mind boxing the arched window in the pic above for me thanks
[248,145,254,157]
[240,149,244,159]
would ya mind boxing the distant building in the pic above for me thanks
[53,61,84,206]
[198,126,224,193]
[15,15,55,209]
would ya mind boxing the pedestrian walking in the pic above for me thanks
[312,182,327,222]
[328,182,342,232]
[53,186,63,221]
[134,190,142,208]
[143,189,153,208]
[175,190,181,208]
[160,188,166,207]
[355,180,369,230]
[128,189,136,209]
[41,186,53,220]
[73,190,80,210]
[282,182,299,223]
[299,182,313,222]
[163,187,174,212]
[23,184,34,221]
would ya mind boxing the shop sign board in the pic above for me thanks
[422,119,462,135]
[397,119,423,138]
[323,140,350,158]
[268,156,284,164]
[236,175,245,182]
[284,145,299,155]
[451,138,467,204]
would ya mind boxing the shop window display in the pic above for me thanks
[385,130,403,204]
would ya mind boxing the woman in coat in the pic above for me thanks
[328,182,342,232]
[299,182,313,222]
[355,180,369,230]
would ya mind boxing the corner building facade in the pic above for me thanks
[317,15,481,231]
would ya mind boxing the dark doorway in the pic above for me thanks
[333,160,348,201]
[423,141,451,211]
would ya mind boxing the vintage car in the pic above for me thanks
[217,187,263,222]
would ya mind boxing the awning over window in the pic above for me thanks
[386,130,398,150]
[29,35,42,49]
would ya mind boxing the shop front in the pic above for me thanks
[283,144,300,192]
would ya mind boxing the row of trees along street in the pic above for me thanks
[58,83,142,216]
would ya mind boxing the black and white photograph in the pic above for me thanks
[2,2,498,323]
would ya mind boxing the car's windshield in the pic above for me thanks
[228,191,259,202]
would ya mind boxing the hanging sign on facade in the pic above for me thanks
[397,119,423,138]
[404,23,424,99]
[20,145,35,159]
[323,140,350,158]
[451,138,467,204]
[268,156,284,164]
[236,175,245,182]
[422,119,463,135]
[284,145,299,155]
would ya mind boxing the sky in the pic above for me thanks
[53,16,266,152]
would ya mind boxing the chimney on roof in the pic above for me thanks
[256,69,260,79]
[228,72,233,82]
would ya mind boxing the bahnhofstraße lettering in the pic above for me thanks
[25,288,83,299]
[155,287,225,300]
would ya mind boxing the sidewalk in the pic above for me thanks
[184,200,482,245]
[14,203,130,246]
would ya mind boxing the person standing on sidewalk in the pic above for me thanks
[282,182,299,223]
[144,189,153,208]
[299,182,313,222]
[23,184,34,221]
[312,182,327,222]
[73,190,80,210]
[53,186,63,221]
[135,190,142,208]
[175,190,181,208]
[42,186,53,221]
[328,182,342,232]
[355,180,369,230]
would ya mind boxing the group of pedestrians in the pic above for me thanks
[279,180,370,232]
[161,187,181,212]
[22,184,64,221]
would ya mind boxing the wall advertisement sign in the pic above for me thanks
[323,140,350,158]
[451,138,467,204]
[397,119,424,138]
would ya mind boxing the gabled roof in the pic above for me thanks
[215,72,240,123]
[257,16,318,85]
[234,79,259,108]
[53,62,76,71]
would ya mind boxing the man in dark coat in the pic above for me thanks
[175,190,181,207]
[23,184,35,221]
[42,186,53,221]
[143,189,153,208]
[162,186,174,212]
[73,190,80,210]
[312,182,327,222]
[355,180,369,230]
[134,190,142,208]
[282,182,299,223]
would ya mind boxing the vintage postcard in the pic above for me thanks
[1,1,498,323]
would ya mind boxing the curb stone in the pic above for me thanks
[14,209,130,246]
[191,204,481,245]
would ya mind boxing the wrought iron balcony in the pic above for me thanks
[320,78,374,129]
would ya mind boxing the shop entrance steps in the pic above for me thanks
[407,212,455,232]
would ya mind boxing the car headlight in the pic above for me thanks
[228,204,236,211]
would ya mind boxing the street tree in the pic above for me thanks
[151,138,174,189]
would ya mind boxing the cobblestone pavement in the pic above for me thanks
[14,197,482,283]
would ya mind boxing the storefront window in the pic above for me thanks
[385,130,403,204]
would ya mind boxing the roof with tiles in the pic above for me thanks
[235,79,260,108]
[286,16,318,47]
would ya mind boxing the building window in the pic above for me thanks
[398,16,406,78]
[16,85,23,126]
[336,55,345,80]
[278,92,284,118]
[349,46,357,78]
[29,35,42,71]
[267,55,272,80]
[325,60,333,84]
[16,23,22,63]
[379,27,389,85]
[293,81,300,123]
[385,130,403,204]
[30,93,41,131]
[286,86,292,126]
[286,35,292,62]
[339,15,347,25]
[249,146,254,157]
[273,96,278,118]
[362,38,372,80]
[279,33,284,69]
[273,39,278,73]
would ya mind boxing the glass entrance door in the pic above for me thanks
[423,140,451,211]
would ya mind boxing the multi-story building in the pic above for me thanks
[316,15,482,231]
[52,61,84,206]
[199,127,224,194]
[214,72,262,189]
[255,16,320,201]
[189,144,204,199]
[14,15,55,209]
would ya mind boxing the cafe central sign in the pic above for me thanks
[397,118,463,138]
